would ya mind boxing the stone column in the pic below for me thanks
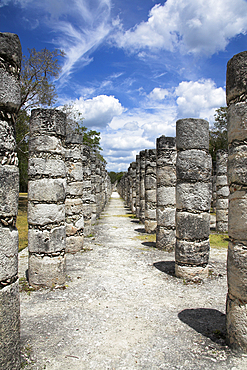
[28,109,66,288]
[90,150,97,224]
[0,32,21,370]
[175,118,212,280]
[135,154,140,218]
[145,149,157,233]
[82,145,92,236]
[226,51,247,350]
[65,133,84,253]
[130,161,136,214]
[139,150,146,223]
[156,136,176,251]
[215,149,229,233]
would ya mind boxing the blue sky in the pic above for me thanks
[1,0,247,171]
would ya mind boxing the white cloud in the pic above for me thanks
[148,87,169,101]
[175,79,226,122]
[73,95,125,128]
[114,0,247,55]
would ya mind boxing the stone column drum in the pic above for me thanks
[130,161,136,214]
[28,109,66,287]
[65,133,84,253]
[145,149,157,233]
[175,119,212,280]
[139,150,146,223]
[226,51,247,350]
[0,32,21,370]
[156,136,176,251]
[135,154,140,218]
[216,149,229,233]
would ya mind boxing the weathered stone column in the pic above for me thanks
[135,154,140,218]
[216,149,229,233]
[0,32,21,370]
[90,150,97,224]
[175,119,212,280]
[139,150,146,223]
[28,109,66,288]
[65,133,84,253]
[156,136,176,251]
[82,145,92,236]
[130,161,136,214]
[226,51,247,350]
[145,149,157,233]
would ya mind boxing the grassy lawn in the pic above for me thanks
[17,194,28,252]
[209,233,229,249]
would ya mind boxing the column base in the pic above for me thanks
[175,263,208,281]
[226,294,247,351]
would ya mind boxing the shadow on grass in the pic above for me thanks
[134,228,146,233]
[178,308,226,344]
[153,261,175,277]
[142,241,156,248]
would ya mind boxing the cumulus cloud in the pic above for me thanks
[73,95,125,128]
[114,0,247,55]
[175,79,226,122]
[148,88,169,101]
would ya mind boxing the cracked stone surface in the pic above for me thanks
[19,192,247,369]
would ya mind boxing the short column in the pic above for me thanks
[175,118,212,280]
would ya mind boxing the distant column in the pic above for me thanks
[156,136,176,251]
[130,162,136,214]
[28,109,67,287]
[139,150,146,223]
[216,149,229,233]
[226,51,247,350]
[0,31,21,370]
[175,118,212,280]
[135,154,140,218]
[82,145,92,236]
[90,150,97,224]
[65,133,84,253]
[145,149,157,233]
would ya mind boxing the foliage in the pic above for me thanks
[109,171,124,184]
[209,106,228,162]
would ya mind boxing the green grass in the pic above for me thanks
[133,234,156,242]
[17,194,28,252]
[209,233,229,249]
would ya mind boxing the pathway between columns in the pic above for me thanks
[19,192,246,369]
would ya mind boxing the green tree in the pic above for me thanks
[209,106,228,162]
[109,171,124,184]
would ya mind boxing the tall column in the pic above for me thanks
[130,161,136,214]
[0,32,21,370]
[216,149,229,233]
[28,109,66,287]
[90,150,97,224]
[135,154,140,218]
[175,119,212,280]
[156,136,176,251]
[82,145,92,236]
[145,149,157,233]
[226,51,247,350]
[139,150,146,223]
[65,133,84,253]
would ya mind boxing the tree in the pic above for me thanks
[209,106,228,162]
[109,171,124,184]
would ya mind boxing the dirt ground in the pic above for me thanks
[19,192,247,369]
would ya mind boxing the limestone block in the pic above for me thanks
[156,227,175,251]
[145,220,157,233]
[65,236,84,254]
[226,294,247,350]
[216,175,228,187]
[66,162,83,181]
[29,135,64,155]
[145,208,156,220]
[30,109,66,137]
[156,167,176,186]
[28,226,66,254]
[216,198,228,210]
[29,254,66,287]
[227,241,247,301]
[75,216,84,230]
[216,221,228,233]
[228,190,247,240]
[0,165,18,217]
[65,198,83,216]
[28,203,65,226]
[0,119,16,151]
[28,178,66,202]
[175,263,208,281]
[0,226,18,281]
[157,186,176,206]
[66,182,83,196]
[65,147,82,160]
[228,102,247,144]
[145,189,156,203]
[156,136,176,150]
[0,69,21,110]
[145,175,156,190]
[176,211,210,241]
[176,182,212,211]
[65,133,83,145]
[28,158,66,178]
[175,239,210,265]
[176,150,212,182]
[0,32,22,68]
[156,207,176,227]
[216,185,230,198]
[228,144,247,185]
[176,118,209,150]
[216,209,228,222]
[0,279,20,370]
[226,51,247,105]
